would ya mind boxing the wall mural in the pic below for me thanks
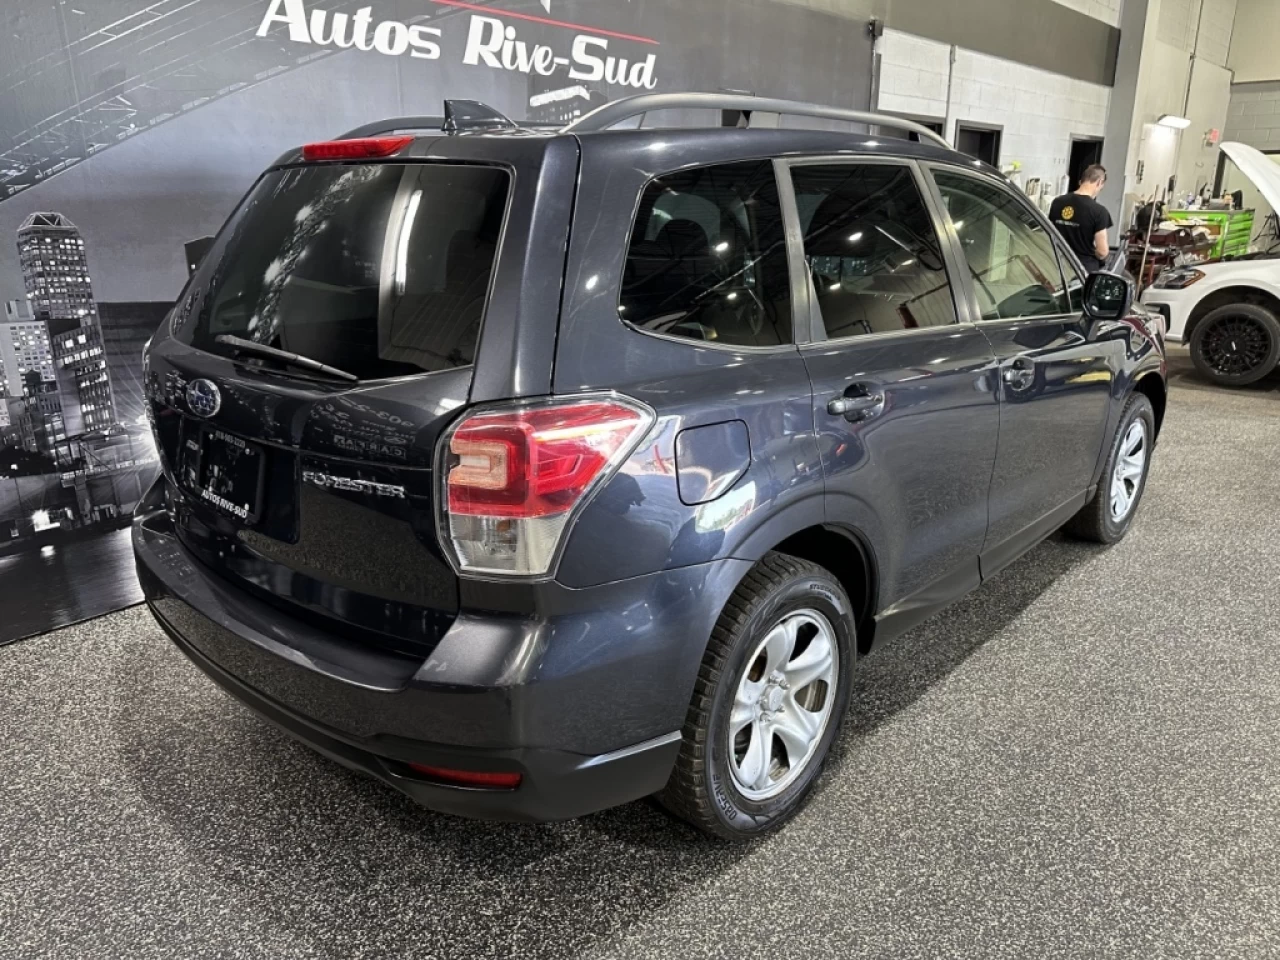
[0,0,872,645]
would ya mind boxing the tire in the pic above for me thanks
[1064,393,1155,544]
[657,552,855,840]
[1189,302,1280,387]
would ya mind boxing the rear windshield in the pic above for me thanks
[173,162,509,380]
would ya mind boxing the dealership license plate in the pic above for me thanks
[182,426,265,522]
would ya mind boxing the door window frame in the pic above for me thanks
[919,161,1085,328]
[775,155,979,345]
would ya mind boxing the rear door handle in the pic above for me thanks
[828,385,885,421]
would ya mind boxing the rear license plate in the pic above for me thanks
[182,426,265,522]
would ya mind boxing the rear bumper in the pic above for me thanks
[133,481,748,822]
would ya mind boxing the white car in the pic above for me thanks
[1142,141,1280,386]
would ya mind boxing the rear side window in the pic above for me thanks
[790,163,956,338]
[619,161,793,347]
[174,163,509,380]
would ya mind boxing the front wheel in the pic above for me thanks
[1065,393,1155,544]
[657,553,855,840]
[1189,302,1280,386]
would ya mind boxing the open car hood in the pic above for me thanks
[1222,141,1280,215]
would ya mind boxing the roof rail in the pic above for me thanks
[563,93,953,150]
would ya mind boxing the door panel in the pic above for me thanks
[786,160,999,620]
[979,317,1114,554]
[803,330,1000,611]
[926,167,1114,563]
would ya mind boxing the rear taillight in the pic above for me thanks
[301,135,414,161]
[439,397,653,577]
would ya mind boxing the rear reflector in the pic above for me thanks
[440,397,654,577]
[301,135,414,162]
[406,763,523,790]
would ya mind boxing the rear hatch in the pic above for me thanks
[147,155,514,655]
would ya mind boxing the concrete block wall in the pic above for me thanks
[1196,0,1239,68]
[877,29,1111,191]
[1154,0,1237,65]
[1224,82,1280,150]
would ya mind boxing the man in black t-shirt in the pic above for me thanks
[1049,164,1113,273]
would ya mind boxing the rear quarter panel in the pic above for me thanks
[551,133,827,591]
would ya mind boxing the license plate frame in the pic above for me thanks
[180,423,266,523]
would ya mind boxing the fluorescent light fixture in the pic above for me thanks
[1157,114,1192,129]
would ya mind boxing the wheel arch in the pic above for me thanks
[1133,370,1167,439]
[769,524,879,656]
[1184,285,1280,342]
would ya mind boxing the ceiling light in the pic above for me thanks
[1157,114,1192,129]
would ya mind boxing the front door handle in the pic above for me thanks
[1001,357,1036,391]
[828,385,885,421]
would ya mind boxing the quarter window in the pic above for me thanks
[790,164,956,339]
[619,161,792,347]
[933,172,1070,320]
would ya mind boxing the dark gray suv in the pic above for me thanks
[134,94,1167,840]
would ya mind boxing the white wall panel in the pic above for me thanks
[1228,0,1280,82]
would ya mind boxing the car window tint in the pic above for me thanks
[790,164,956,339]
[175,163,508,380]
[620,161,792,347]
[933,172,1070,321]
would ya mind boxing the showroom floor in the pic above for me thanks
[3,352,1279,960]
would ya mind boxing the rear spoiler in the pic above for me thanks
[337,100,558,139]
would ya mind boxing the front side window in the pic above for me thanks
[933,171,1070,321]
[619,161,792,347]
[790,163,956,339]
[174,162,509,380]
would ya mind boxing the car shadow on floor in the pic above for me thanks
[824,533,1094,774]
[111,534,1095,959]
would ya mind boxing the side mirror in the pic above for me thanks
[1082,271,1133,323]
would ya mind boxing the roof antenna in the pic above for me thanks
[443,99,517,134]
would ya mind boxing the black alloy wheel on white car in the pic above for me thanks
[1189,302,1280,387]
[1065,392,1155,544]
[658,553,855,840]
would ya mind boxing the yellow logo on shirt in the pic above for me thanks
[1062,206,1075,221]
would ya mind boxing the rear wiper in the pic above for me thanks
[215,334,358,383]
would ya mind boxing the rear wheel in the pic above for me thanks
[1189,302,1280,386]
[658,553,855,840]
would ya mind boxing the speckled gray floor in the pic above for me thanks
[3,351,1280,960]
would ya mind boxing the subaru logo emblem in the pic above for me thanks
[186,378,221,419]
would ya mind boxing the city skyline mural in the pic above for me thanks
[0,0,874,644]
[1,208,164,645]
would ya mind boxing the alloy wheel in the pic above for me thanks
[1110,419,1148,521]
[728,609,839,801]
[1200,315,1273,378]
